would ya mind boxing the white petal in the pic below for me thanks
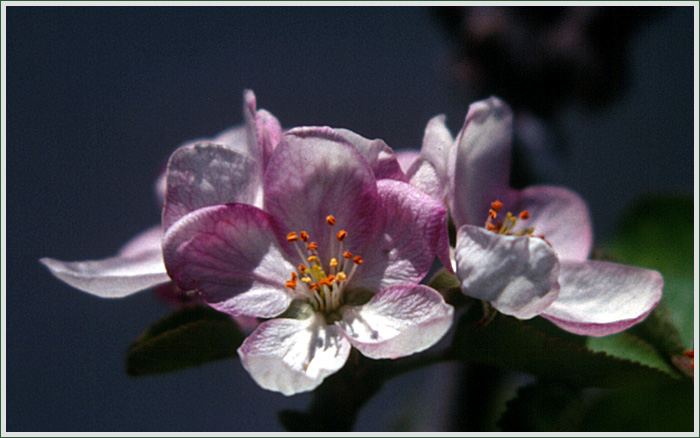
[451,97,515,228]
[542,260,663,336]
[40,251,170,298]
[455,225,560,319]
[118,225,163,258]
[338,285,453,359]
[238,314,351,396]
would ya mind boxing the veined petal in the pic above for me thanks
[40,228,170,298]
[238,314,351,396]
[455,225,560,319]
[407,115,453,202]
[162,142,262,230]
[542,260,663,336]
[506,185,593,262]
[395,150,420,173]
[264,127,380,261]
[353,180,450,290]
[338,284,453,359]
[451,97,515,228]
[334,128,407,181]
[162,204,295,318]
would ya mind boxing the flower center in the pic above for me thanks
[485,200,534,236]
[284,215,363,314]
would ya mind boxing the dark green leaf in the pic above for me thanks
[127,305,246,376]
[577,380,694,431]
[606,194,693,348]
[451,308,678,388]
[498,382,584,431]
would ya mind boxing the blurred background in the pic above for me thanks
[5,6,695,431]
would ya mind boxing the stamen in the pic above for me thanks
[352,255,364,265]
[519,210,530,220]
[301,276,312,283]
[336,272,347,281]
[299,231,310,242]
[336,230,347,241]
[285,280,297,290]
[491,200,503,212]
[309,283,319,291]
[290,272,298,281]
[319,275,335,287]
[326,215,336,226]
[343,250,353,259]
[489,209,498,220]
[330,258,338,268]
[308,255,318,263]
[307,241,318,251]
[286,232,298,242]
[298,265,307,273]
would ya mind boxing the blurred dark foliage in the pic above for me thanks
[433,6,666,116]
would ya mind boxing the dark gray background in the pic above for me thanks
[5,6,694,431]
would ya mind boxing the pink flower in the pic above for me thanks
[40,90,282,299]
[406,97,663,336]
[162,127,453,395]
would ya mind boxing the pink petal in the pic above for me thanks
[505,185,593,262]
[454,225,560,319]
[334,128,407,181]
[337,284,453,359]
[162,204,295,318]
[451,97,515,228]
[542,260,663,336]
[162,142,263,230]
[40,226,170,298]
[353,180,450,290]
[264,127,380,262]
[407,115,453,202]
[395,150,420,173]
[238,313,351,396]
[243,89,281,169]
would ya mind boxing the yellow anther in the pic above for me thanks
[307,255,318,263]
[307,241,318,251]
[330,258,339,268]
[300,231,309,242]
[336,230,347,241]
[301,276,312,283]
[343,250,353,259]
[326,215,336,226]
[352,255,364,265]
[286,232,298,242]
[336,272,347,281]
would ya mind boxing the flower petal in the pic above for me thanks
[353,180,450,290]
[337,284,453,359]
[334,128,407,181]
[162,142,263,230]
[40,226,170,298]
[454,225,560,319]
[505,185,593,262]
[395,150,420,173]
[264,127,380,261]
[243,89,282,169]
[451,97,515,228]
[162,204,295,318]
[542,260,663,336]
[238,314,351,396]
[407,115,453,202]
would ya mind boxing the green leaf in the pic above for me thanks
[577,380,694,431]
[126,305,246,376]
[586,332,677,376]
[606,194,694,348]
[498,382,584,431]
[451,308,678,388]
